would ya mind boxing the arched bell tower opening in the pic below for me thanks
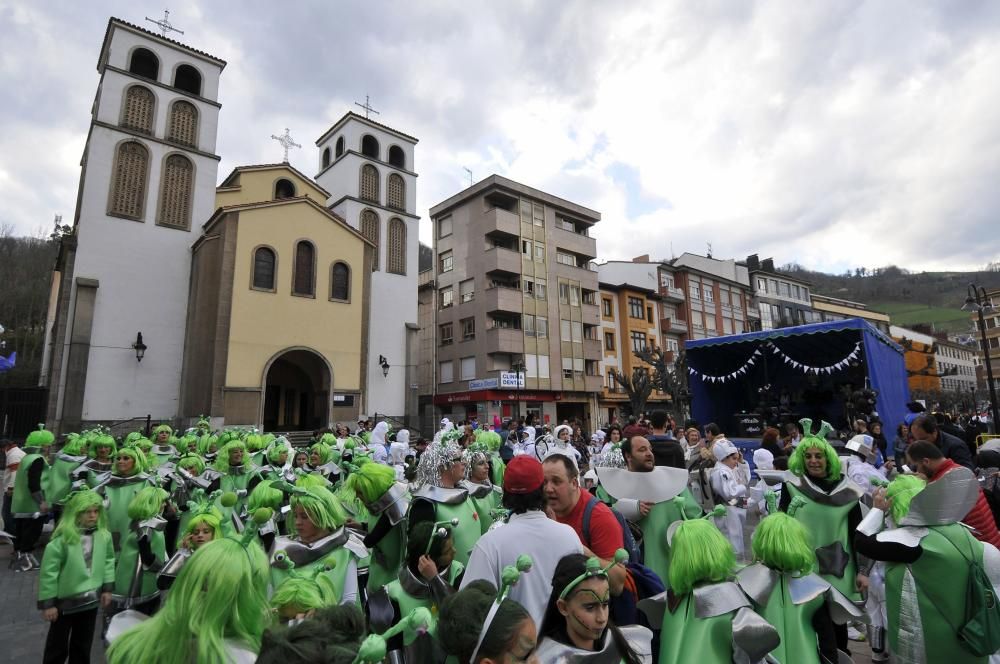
[262,348,331,431]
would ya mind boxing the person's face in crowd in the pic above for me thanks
[871,423,882,435]
[190,522,215,548]
[275,450,288,466]
[609,428,621,443]
[704,428,716,442]
[434,536,456,572]
[229,446,244,466]
[293,452,308,468]
[180,461,201,477]
[910,425,936,444]
[470,458,490,483]
[722,452,740,469]
[803,447,828,479]
[156,430,169,444]
[558,576,610,650]
[78,505,101,529]
[309,449,322,466]
[444,456,467,485]
[186,439,199,452]
[208,443,218,454]
[95,444,112,462]
[543,460,579,517]
[686,429,700,446]
[626,437,655,472]
[337,425,348,437]
[482,616,540,664]
[906,452,934,477]
[293,505,327,542]
[116,453,135,475]
[900,424,910,439]
[558,429,570,442]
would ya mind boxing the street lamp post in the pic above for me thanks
[963,283,1000,431]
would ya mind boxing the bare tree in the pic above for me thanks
[633,346,690,421]
[610,366,654,417]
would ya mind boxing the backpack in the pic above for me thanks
[914,528,1000,657]
[582,495,643,564]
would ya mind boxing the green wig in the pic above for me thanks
[26,424,55,449]
[346,461,396,505]
[267,439,292,465]
[197,433,219,457]
[126,486,170,522]
[61,434,88,456]
[309,442,333,465]
[107,537,271,664]
[668,519,736,595]
[248,480,284,512]
[53,490,108,545]
[88,433,117,459]
[184,511,224,545]
[886,474,926,525]
[269,560,339,616]
[153,424,173,436]
[787,419,841,481]
[176,453,206,475]
[179,433,199,453]
[213,439,248,473]
[129,437,153,453]
[115,446,147,475]
[296,473,332,490]
[290,486,347,532]
[751,495,816,575]
[475,429,503,452]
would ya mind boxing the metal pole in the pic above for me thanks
[976,304,1000,431]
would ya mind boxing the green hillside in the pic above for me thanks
[870,302,972,333]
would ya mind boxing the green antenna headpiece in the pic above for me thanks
[559,549,628,599]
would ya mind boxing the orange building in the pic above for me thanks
[891,325,941,393]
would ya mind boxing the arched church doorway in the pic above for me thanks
[262,348,331,432]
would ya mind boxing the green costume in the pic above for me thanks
[363,481,410,591]
[269,528,367,604]
[489,453,505,487]
[640,488,703,588]
[11,452,50,516]
[99,474,154,549]
[37,529,116,612]
[411,486,483,566]
[113,518,167,607]
[149,444,179,467]
[462,480,503,528]
[48,452,87,506]
[783,475,864,601]
[639,581,780,664]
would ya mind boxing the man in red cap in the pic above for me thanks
[460,455,583,624]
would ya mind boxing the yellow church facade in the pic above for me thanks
[179,164,373,430]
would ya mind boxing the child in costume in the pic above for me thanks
[368,519,465,662]
[11,424,54,571]
[269,558,340,623]
[308,441,342,484]
[258,437,295,483]
[150,424,179,467]
[781,418,865,651]
[48,434,89,513]
[107,526,272,664]
[157,489,224,589]
[536,551,651,662]
[112,486,176,615]
[709,438,749,559]
[97,446,154,551]
[346,461,410,592]
[74,432,117,484]
[37,490,115,663]
[737,493,865,664]
[855,471,1000,664]
[212,439,259,509]
[638,518,779,664]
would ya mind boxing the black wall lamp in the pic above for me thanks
[132,332,147,362]
[378,354,390,378]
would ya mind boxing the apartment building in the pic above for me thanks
[426,175,602,428]
[935,336,979,394]
[669,253,753,340]
[891,325,942,393]
[812,294,891,334]
[743,255,818,330]
[971,288,1000,392]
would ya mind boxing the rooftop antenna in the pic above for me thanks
[670,241,675,259]
[706,242,713,259]
[145,9,184,38]
[354,95,380,120]
[463,167,473,187]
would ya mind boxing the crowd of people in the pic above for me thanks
[1,405,1000,663]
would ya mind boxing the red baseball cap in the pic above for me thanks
[503,456,544,494]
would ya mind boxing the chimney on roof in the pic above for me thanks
[633,254,650,263]
[746,254,760,271]
[762,258,775,273]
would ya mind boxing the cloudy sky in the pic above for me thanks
[2,1,1000,274]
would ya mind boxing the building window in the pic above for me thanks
[561,320,572,342]
[780,282,791,297]
[252,247,276,291]
[438,216,452,238]
[360,164,379,203]
[690,283,701,300]
[535,279,547,300]
[387,173,405,210]
[321,147,331,169]
[646,306,653,323]
[360,209,380,270]
[720,290,730,306]
[757,278,767,293]
[556,251,576,266]
[704,287,714,303]
[439,250,454,274]
[440,323,453,346]
[666,338,680,352]
[660,273,674,288]
[166,100,198,147]
[605,331,616,351]
[532,203,544,226]
[582,290,596,305]
[388,145,405,168]
[524,314,535,337]
[274,178,296,199]
[792,284,800,299]
[128,48,159,79]
[461,317,476,340]
[330,262,350,301]
[631,331,647,352]
[572,322,583,343]
[121,85,155,134]
[607,369,617,390]
[535,243,545,262]
[628,297,644,319]
[570,285,580,306]
[292,241,316,296]
[439,286,453,308]
[335,136,345,157]
[537,319,548,338]
[156,154,194,229]
[109,141,149,219]
[173,64,202,95]
[387,218,406,275]
[440,360,454,383]
[602,298,613,317]
[560,283,571,304]
[361,134,379,159]
[460,356,476,380]
[459,278,474,303]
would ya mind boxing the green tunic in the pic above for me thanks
[11,453,49,516]
[885,523,988,664]
[411,487,483,567]
[101,474,154,549]
[48,454,86,506]
[269,529,367,604]
[489,453,505,488]
[464,481,503,531]
[113,521,166,606]
[364,483,410,592]
[38,530,116,612]
[640,488,702,587]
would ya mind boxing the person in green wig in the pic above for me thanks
[47,434,88,514]
[346,461,410,591]
[475,428,506,487]
[638,517,780,664]
[157,489,225,590]
[74,433,116,485]
[855,464,1000,663]
[37,489,115,663]
[11,424,54,571]
[107,532,271,664]
[95,446,155,551]
[307,441,342,484]
[268,484,367,605]
[462,442,505,524]
[737,493,865,664]
[536,551,651,662]
[257,437,295,483]
[150,424,178,467]
[112,486,176,616]
[210,439,260,519]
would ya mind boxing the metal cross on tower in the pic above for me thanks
[354,95,380,119]
[145,10,184,37]
[271,128,302,163]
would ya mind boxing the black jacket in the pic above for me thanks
[938,430,975,470]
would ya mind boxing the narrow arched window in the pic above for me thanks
[252,247,276,290]
[388,145,405,168]
[129,48,159,80]
[387,218,406,275]
[173,64,202,96]
[157,154,194,229]
[359,164,379,203]
[321,147,331,169]
[330,262,350,301]
[275,179,296,199]
[109,141,149,219]
[360,209,380,271]
[167,100,198,147]
[387,173,405,211]
[361,135,379,158]
[293,241,316,296]
[335,136,345,157]
[121,86,155,134]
